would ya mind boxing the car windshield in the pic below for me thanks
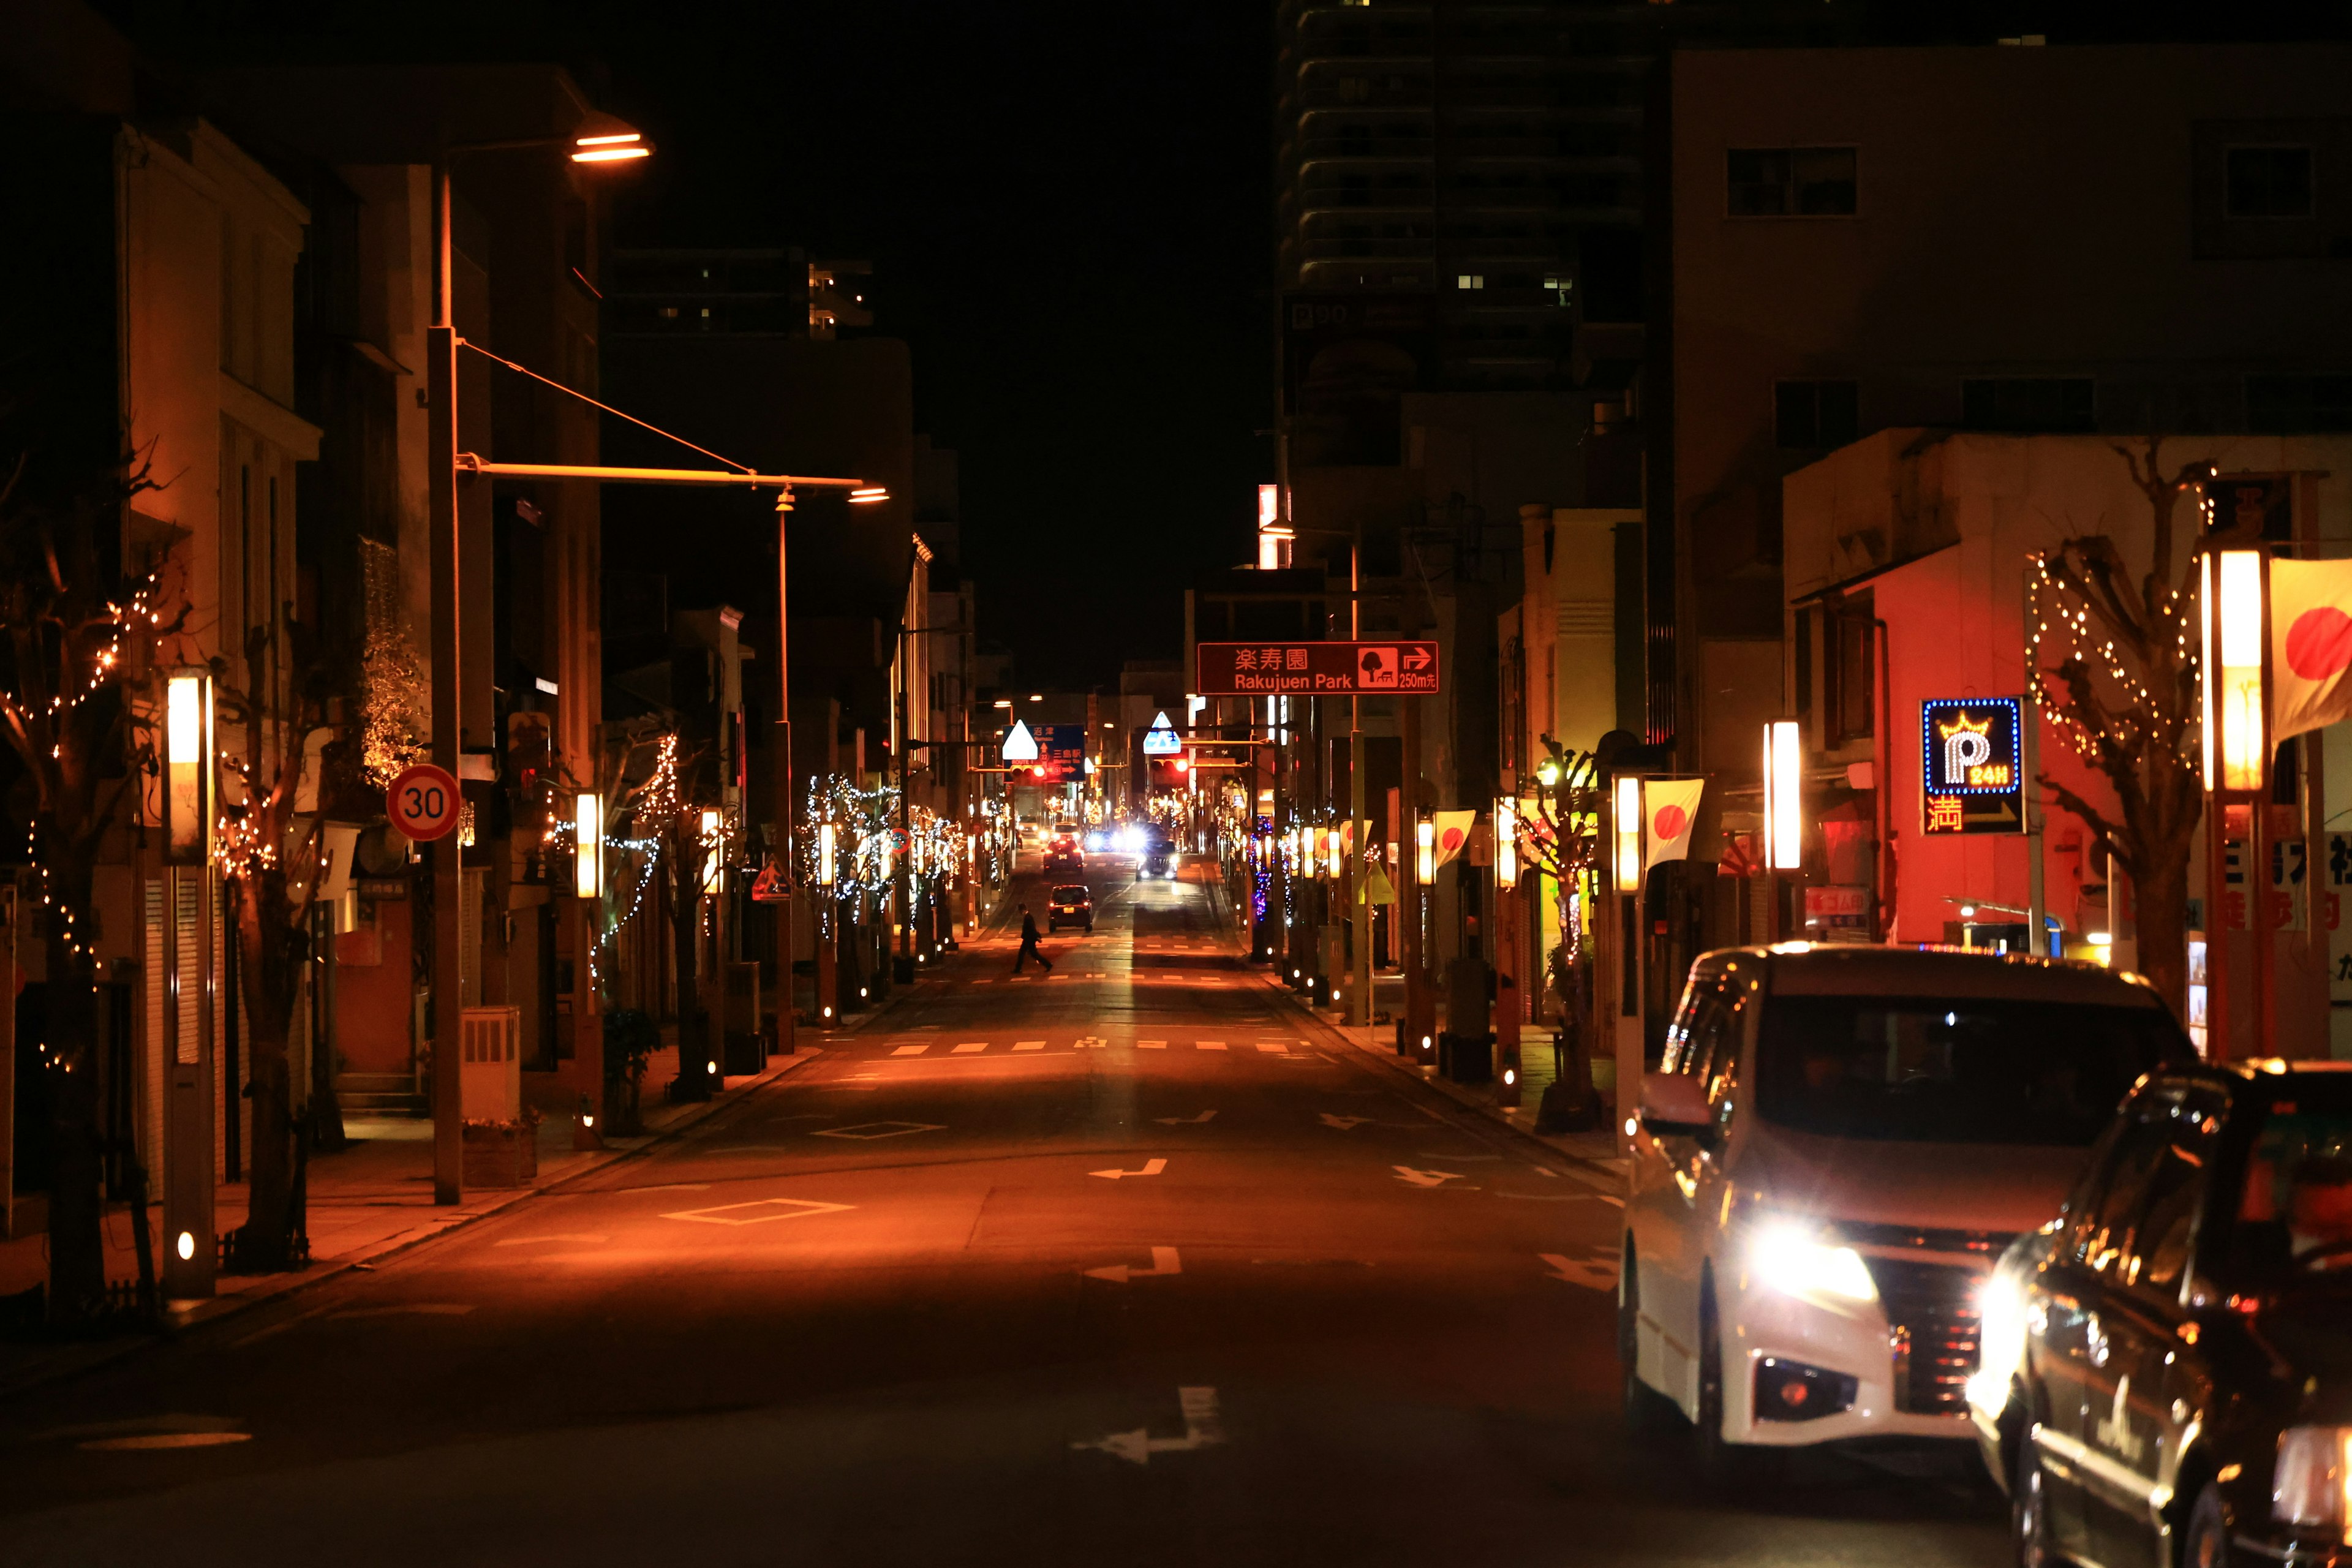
[2231,1080,2352,1276]
[1755,995,2185,1145]
[1052,885,1087,901]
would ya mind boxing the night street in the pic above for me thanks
[0,858,2000,1565]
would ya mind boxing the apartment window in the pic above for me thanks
[1826,594,1875,745]
[1727,148,1856,217]
[1775,380,1859,450]
[2248,374,2352,433]
[2227,146,2314,218]
[1455,274,1485,289]
[1962,377,2096,434]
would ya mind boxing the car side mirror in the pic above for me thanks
[1641,1071,1717,1147]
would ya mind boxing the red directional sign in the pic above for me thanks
[386,763,462,842]
[1195,640,1439,697]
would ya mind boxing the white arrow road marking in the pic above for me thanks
[328,1303,477,1319]
[1071,1386,1223,1464]
[494,1234,608,1246]
[1081,1246,1183,1284]
[662,1197,856,1226]
[1539,1252,1619,1291]
[1076,1036,1109,1049]
[1152,1110,1217,1125]
[1391,1166,1467,1188]
[1090,1158,1168,1180]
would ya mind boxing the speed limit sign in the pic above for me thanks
[387,763,462,842]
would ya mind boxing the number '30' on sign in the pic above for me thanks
[387,763,462,842]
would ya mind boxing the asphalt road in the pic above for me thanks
[0,857,2009,1566]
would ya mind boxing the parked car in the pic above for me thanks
[1047,883,1093,934]
[1973,1058,2352,1568]
[1620,944,2192,1480]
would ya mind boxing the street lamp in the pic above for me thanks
[1613,775,1642,894]
[163,668,214,865]
[2204,549,2266,791]
[1762,720,1803,871]
[573,792,602,900]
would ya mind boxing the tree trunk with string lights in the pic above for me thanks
[2029,438,2222,1022]
[216,608,345,1273]
[1511,737,1603,1123]
[0,450,174,1324]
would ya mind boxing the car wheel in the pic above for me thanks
[2011,1420,2056,1568]
[2181,1482,2233,1568]
[1695,1282,1780,1487]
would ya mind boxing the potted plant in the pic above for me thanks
[460,1107,542,1188]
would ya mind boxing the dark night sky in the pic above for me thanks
[130,0,1275,692]
[584,2,1273,692]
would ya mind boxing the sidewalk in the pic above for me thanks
[0,1044,822,1396]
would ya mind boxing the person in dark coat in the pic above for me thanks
[1013,905,1054,974]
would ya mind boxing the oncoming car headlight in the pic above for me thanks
[1749,1222,1878,1303]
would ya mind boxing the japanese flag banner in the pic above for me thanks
[1430,810,1478,870]
[1644,779,1705,870]
[2271,557,2352,744]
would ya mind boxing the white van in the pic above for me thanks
[1619,944,2192,1476]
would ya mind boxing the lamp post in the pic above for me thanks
[161,668,216,1297]
[423,117,649,1205]
[1762,718,1804,941]
[2202,546,2269,1058]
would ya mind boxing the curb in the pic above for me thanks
[0,1049,824,1401]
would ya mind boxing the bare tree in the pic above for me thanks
[0,447,176,1323]
[2030,437,2219,1020]
[1513,736,1603,1125]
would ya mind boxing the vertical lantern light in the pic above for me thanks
[164,668,214,864]
[1415,816,1436,884]
[573,792,602,899]
[699,808,722,896]
[1494,796,1518,884]
[1325,826,1342,880]
[1613,775,1642,893]
[2206,549,2266,792]
[1763,719,1803,871]
[818,821,837,887]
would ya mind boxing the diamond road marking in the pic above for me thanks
[891,1045,930,1057]
[952,1041,989,1054]
[662,1197,856,1226]
[811,1121,946,1140]
[1013,1040,1046,1052]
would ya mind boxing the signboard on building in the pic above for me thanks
[1919,697,2024,835]
[1196,640,1440,697]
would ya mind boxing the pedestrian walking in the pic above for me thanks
[1013,905,1054,974]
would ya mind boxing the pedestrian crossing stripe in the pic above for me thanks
[891,1045,929,1057]
[1255,1042,1287,1053]
[952,1042,987,1054]
[1137,1040,1166,1049]
[1013,1041,1045,1052]
[1197,1041,1226,1050]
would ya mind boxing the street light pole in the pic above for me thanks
[426,154,462,1206]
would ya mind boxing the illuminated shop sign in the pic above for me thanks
[1920,696,2024,835]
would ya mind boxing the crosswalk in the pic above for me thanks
[866,1036,1311,1059]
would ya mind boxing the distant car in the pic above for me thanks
[1052,821,1080,841]
[1973,1058,2352,1568]
[1016,823,1041,846]
[1042,842,1083,877]
[1621,944,2192,1479]
[1047,883,1093,934]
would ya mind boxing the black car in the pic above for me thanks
[1973,1060,2352,1568]
[1046,883,1092,933]
[1042,838,1084,878]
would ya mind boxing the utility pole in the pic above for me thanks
[426,156,464,1206]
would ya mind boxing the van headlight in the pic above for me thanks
[1749,1222,1878,1303]
[1969,1274,2026,1415]
[2274,1427,2352,1542]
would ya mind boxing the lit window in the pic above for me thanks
[1456,274,1484,290]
